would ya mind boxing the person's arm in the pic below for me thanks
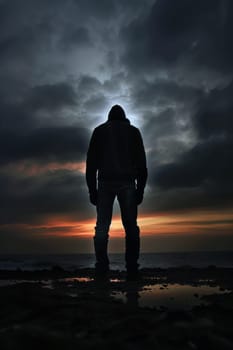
[135,129,148,204]
[86,128,99,205]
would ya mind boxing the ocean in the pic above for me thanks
[0,251,233,271]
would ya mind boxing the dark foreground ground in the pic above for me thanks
[0,267,233,350]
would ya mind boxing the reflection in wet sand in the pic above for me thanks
[112,283,231,310]
[0,274,231,310]
[60,277,94,283]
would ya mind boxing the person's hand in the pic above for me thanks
[89,190,98,206]
[136,189,144,205]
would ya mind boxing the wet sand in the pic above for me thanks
[0,267,233,349]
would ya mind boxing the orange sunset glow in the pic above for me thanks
[1,160,86,176]
[5,209,233,239]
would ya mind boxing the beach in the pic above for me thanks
[0,266,233,349]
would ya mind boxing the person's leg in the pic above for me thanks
[94,183,115,273]
[117,183,140,276]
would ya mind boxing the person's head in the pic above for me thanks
[108,104,126,121]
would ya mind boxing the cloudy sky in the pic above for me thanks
[1,0,233,254]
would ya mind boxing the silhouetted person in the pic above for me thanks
[86,105,147,280]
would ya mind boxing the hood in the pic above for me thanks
[108,104,127,121]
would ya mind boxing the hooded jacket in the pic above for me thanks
[86,115,147,195]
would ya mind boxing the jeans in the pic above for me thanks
[94,181,140,272]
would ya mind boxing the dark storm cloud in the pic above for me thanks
[144,186,232,213]
[154,137,233,189]
[77,73,127,100]
[135,80,202,169]
[132,79,203,108]
[194,81,233,139]
[0,0,60,67]
[77,75,102,94]
[0,80,79,135]
[73,0,118,20]
[0,99,32,131]
[83,94,108,112]
[0,170,90,225]
[121,0,233,73]
[0,126,89,165]
[143,109,178,139]
[0,0,151,70]
[153,81,233,189]
[59,26,92,50]
[24,82,77,112]
[71,0,153,22]
[0,78,88,165]
[140,108,193,171]
[146,80,233,212]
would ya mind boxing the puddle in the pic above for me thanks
[111,283,231,310]
[0,279,54,289]
[1,278,231,310]
[0,280,45,287]
[0,276,95,291]
[59,277,94,283]
[110,278,124,283]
